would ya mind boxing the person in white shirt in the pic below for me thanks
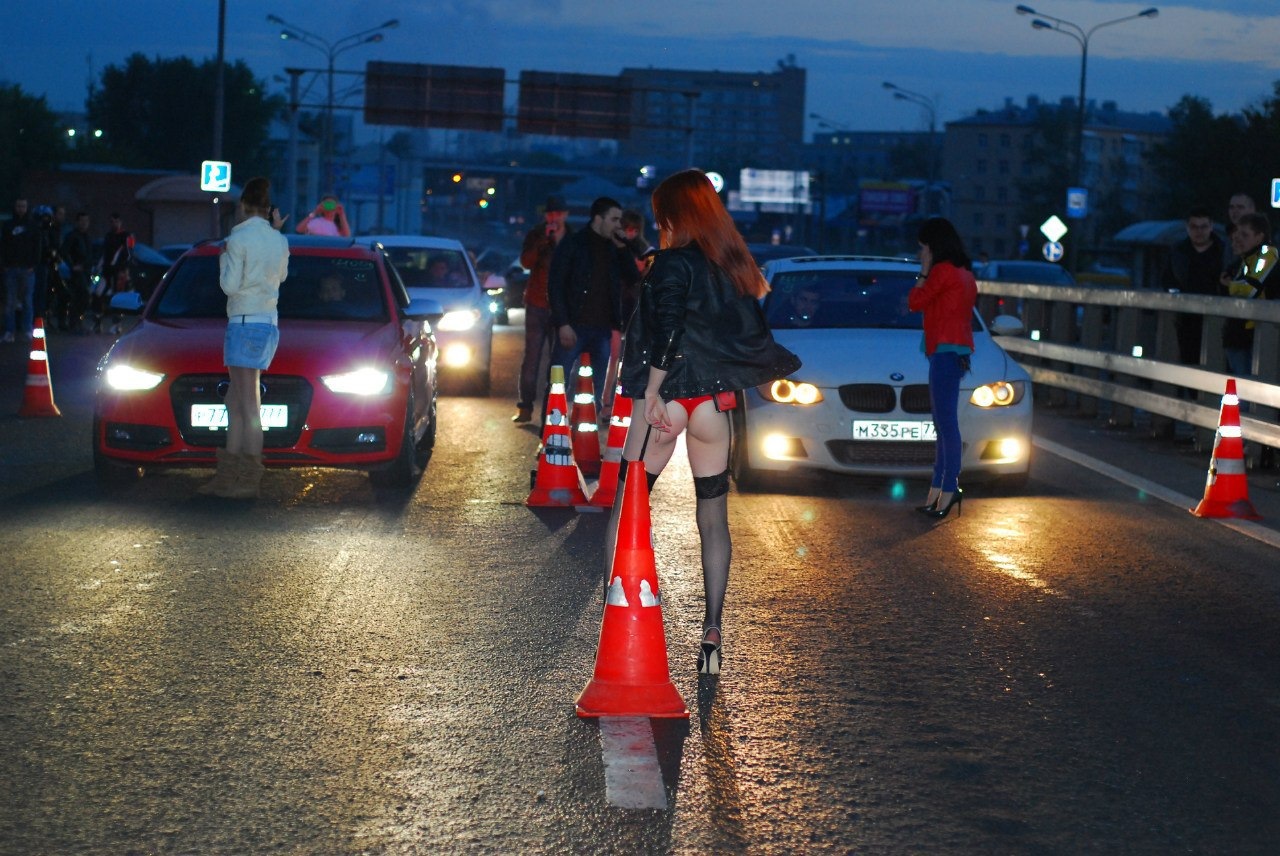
[198,177,289,499]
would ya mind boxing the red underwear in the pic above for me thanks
[673,394,713,418]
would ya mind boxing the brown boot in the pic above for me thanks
[213,454,265,499]
[197,448,238,495]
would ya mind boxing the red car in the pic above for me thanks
[94,236,441,488]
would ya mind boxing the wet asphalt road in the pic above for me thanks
[2,321,1280,854]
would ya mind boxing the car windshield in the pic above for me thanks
[152,255,389,322]
[766,269,926,330]
[382,247,472,289]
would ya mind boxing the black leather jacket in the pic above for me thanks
[619,244,801,399]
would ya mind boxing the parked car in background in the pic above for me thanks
[730,255,1033,491]
[158,243,194,263]
[976,260,1076,286]
[89,241,175,301]
[368,234,494,394]
[94,236,441,488]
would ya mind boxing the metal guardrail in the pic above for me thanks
[976,280,1280,451]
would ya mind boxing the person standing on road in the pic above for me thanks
[1,198,40,343]
[59,212,94,334]
[547,196,640,410]
[95,213,134,334]
[512,196,569,423]
[612,169,801,675]
[1163,207,1225,366]
[296,194,350,237]
[1221,212,1278,378]
[910,216,978,520]
[197,177,289,500]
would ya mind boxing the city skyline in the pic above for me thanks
[5,0,1278,141]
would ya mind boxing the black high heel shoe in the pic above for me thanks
[915,494,940,513]
[698,626,722,675]
[926,488,963,519]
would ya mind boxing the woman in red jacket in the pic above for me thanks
[908,217,977,519]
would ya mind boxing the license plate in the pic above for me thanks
[852,420,936,441]
[191,404,289,430]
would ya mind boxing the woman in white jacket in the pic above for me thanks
[198,177,289,498]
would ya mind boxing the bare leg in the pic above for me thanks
[604,400,686,584]
[225,366,262,457]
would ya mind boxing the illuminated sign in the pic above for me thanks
[739,169,810,205]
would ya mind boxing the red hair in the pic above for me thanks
[651,169,768,299]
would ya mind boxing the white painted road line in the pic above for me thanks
[599,717,668,810]
[1033,436,1280,551]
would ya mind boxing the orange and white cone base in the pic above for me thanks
[590,383,631,508]
[570,354,601,478]
[527,365,589,507]
[1192,378,1260,520]
[18,318,61,418]
[576,459,688,719]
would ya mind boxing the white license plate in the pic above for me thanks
[852,420,936,441]
[191,404,289,430]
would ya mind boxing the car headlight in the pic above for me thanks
[105,364,165,391]
[759,379,824,405]
[437,309,480,332]
[969,381,1026,407]
[321,368,392,396]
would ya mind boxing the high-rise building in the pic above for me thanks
[619,57,806,171]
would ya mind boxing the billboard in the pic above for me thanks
[364,61,505,132]
[517,71,633,139]
[739,169,811,205]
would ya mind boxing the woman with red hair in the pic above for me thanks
[613,169,800,674]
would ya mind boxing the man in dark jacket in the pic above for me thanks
[1,198,41,342]
[1163,207,1225,365]
[59,212,93,333]
[547,196,639,407]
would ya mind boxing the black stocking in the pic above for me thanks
[694,484,730,631]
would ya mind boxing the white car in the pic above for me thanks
[367,234,494,394]
[732,255,1033,490]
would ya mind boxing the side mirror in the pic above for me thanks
[109,292,145,314]
[405,297,444,326]
[988,314,1024,337]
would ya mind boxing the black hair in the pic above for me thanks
[1187,206,1212,221]
[1237,212,1272,241]
[917,217,972,270]
[589,196,622,219]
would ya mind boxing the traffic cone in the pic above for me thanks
[576,459,689,719]
[590,383,632,507]
[570,354,602,478]
[1191,378,1260,519]
[527,365,589,507]
[18,318,62,418]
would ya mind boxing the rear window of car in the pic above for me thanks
[153,254,389,322]
[766,269,924,330]
[382,247,474,289]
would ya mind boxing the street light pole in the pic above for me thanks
[1014,5,1158,194]
[267,14,398,196]
[882,82,939,217]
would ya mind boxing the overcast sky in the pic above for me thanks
[6,0,1279,138]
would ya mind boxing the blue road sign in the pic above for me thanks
[1271,177,1280,209]
[1042,241,1064,263]
[200,160,232,193]
[1066,187,1089,219]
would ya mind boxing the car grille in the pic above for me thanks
[170,374,312,448]
[837,384,895,413]
[827,440,938,466]
[837,382,933,415]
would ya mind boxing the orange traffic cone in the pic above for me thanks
[1192,378,1260,519]
[18,318,62,418]
[576,459,689,719]
[527,365,589,507]
[570,354,602,478]
[590,383,632,508]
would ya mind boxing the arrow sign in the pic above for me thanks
[200,160,232,193]
[1042,241,1064,263]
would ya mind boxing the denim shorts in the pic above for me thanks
[224,322,280,370]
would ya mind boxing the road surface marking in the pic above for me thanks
[599,717,667,810]
[1034,436,1280,551]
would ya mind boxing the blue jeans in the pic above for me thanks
[1224,346,1252,378]
[4,267,35,337]
[549,324,612,410]
[518,304,553,410]
[928,351,966,492]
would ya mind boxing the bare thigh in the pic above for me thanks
[684,399,730,477]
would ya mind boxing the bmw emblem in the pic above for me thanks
[890,372,905,382]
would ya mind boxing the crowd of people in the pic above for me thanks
[0,198,137,339]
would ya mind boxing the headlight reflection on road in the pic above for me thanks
[977,518,1064,598]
